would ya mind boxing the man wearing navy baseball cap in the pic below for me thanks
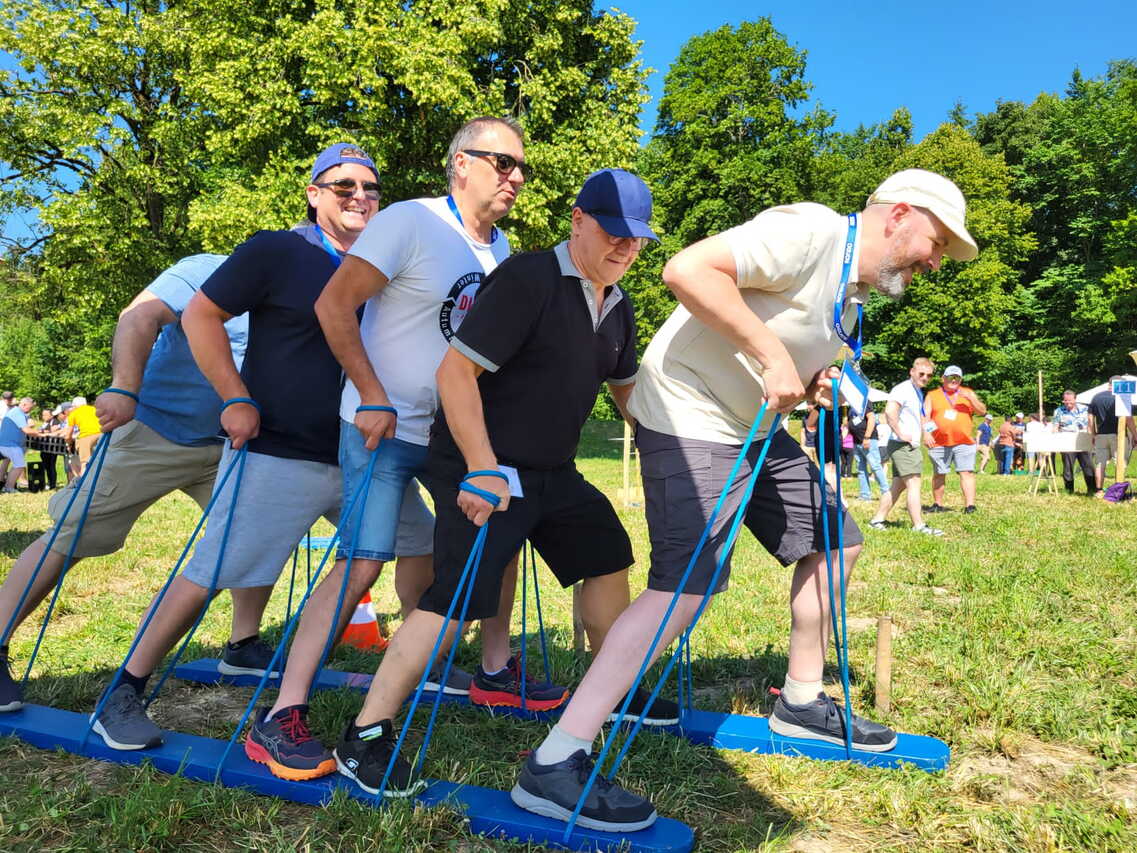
[328,168,680,803]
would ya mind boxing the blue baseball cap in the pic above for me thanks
[574,169,658,240]
[307,143,380,221]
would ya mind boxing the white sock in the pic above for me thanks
[534,724,593,766]
[782,675,822,706]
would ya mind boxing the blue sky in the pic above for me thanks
[606,1,1136,140]
[3,2,1135,245]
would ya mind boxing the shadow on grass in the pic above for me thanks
[0,527,45,558]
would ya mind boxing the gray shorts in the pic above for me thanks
[393,479,434,557]
[638,426,863,596]
[928,443,977,474]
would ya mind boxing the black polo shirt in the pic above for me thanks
[1089,389,1119,434]
[201,226,344,466]
[431,243,637,470]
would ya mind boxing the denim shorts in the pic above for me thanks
[336,419,430,563]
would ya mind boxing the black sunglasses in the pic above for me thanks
[463,149,531,179]
[314,178,381,200]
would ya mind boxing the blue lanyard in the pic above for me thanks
[912,380,924,407]
[832,214,862,361]
[313,224,343,268]
[447,195,499,243]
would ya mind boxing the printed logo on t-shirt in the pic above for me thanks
[439,272,483,340]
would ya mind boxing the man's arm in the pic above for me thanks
[965,387,987,417]
[314,256,393,450]
[663,235,803,412]
[96,291,178,431]
[182,290,258,449]
[884,400,911,445]
[608,382,635,428]
[1088,411,1097,438]
[863,409,876,447]
[435,347,509,526]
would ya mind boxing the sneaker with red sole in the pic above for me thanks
[245,704,336,780]
[468,655,569,711]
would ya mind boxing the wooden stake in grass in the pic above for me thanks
[875,615,892,714]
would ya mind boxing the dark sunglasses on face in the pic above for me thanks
[314,178,381,200]
[463,149,532,179]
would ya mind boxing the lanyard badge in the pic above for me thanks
[834,214,869,416]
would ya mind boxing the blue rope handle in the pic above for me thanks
[601,415,783,782]
[220,397,259,412]
[214,451,384,779]
[101,387,139,403]
[562,403,775,842]
[529,542,553,686]
[81,444,247,747]
[146,446,250,707]
[458,470,507,511]
[2,430,110,648]
[380,502,493,796]
[18,432,114,683]
[356,404,397,415]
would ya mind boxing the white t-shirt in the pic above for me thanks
[343,197,511,444]
[629,203,868,444]
[888,379,925,445]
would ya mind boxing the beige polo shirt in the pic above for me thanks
[629,202,869,445]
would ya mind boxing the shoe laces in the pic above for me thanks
[566,751,615,792]
[278,708,314,744]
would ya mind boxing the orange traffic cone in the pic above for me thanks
[339,590,389,652]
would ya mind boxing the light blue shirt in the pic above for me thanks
[0,408,28,448]
[133,254,249,446]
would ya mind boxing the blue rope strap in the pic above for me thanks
[356,405,397,415]
[562,404,778,842]
[82,445,248,746]
[101,387,139,403]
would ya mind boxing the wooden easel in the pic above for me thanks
[1028,452,1058,496]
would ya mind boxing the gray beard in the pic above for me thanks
[875,263,906,300]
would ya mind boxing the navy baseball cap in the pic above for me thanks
[307,143,380,221]
[574,169,658,240]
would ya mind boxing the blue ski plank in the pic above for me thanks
[175,658,950,771]
[0,703,693,853]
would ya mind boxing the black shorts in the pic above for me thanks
[638,425,863,596]
[417,449,634,621]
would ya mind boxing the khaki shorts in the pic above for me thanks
[42,420,221,559]
[888,440,924,478]
[75,433,102,465]
[1093,434,1134,466]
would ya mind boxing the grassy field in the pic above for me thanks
[1,421,1135,851]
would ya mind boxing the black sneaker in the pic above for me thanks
[423,663,472,695]
[769,692,896,752]
[511,749,657,832]
[245,705,335,781]
[219,637,282,678]
[468,656,569,711]
[90,683,164,750]
[334,718,425,798]
[607,687,679,727]
[0,653,23,712]
[925,504,949,513]
[963,505,977,514]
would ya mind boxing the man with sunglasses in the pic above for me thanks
[509,171,976,832]
[869,356,943,535]
[923,365,986,513]
[245,117,557,787]
[87,143,426,760]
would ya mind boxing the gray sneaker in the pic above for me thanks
[218,637,282,678]
[0,653,23,712]
[91,683,164,750]
[423,664,472,695]
[912,524,945,537]
[769,692,896,752]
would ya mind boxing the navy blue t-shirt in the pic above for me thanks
[201,228,342,465]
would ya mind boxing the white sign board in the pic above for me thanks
[1024,432,1092,454]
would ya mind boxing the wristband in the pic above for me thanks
[221,397,260,413]
[459,481,502,508]
[102,387,139,403]
[356,405,397,415]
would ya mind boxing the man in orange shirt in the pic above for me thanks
[924,365,987,513]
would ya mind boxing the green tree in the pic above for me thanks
[0,0,648,400]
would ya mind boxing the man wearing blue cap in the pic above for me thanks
[324,167,677,800]
[87,142,421,758]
